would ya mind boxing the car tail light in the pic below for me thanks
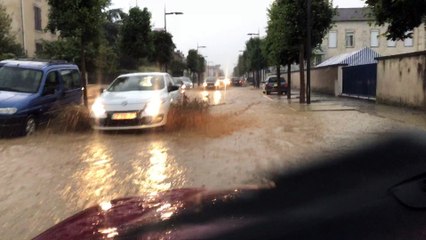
[285,83,288,88]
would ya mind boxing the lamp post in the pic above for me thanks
[197,44,207,52]
[164,7,183,32]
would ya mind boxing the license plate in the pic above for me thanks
[111,112,137,120]
[274,83,278,87]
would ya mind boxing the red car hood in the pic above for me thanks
[33,188,254,240]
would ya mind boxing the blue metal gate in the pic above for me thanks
[342,63,377,98]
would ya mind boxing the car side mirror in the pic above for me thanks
[99,88,104,94]
[168,85,179,92]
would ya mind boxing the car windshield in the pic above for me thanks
[268,77,285,83]
[107,75,165,92]
[0,66,43,93]
[206,77,216,82]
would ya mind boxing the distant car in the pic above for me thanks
[90,72,180,131]
[173,76,193,89]
[232,77,245,86]
[0,59,82,136]
[263,75,288,95]
[203,76,218,89]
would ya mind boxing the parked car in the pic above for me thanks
[173,76,193,89]
[263,75,288,95]
[0,59,82,136]
[90,72,180,131]
[203,76,218,89]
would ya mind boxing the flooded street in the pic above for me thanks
[2,86,426,239]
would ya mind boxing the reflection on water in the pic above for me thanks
[61,139,186,211]
[213,90,222,105]
[201,90,223,105]
[132,142,185,196]
[61,140,116,207]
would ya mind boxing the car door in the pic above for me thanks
[59,69,82,105]
[165,74,181,103]
[35,70,63,123]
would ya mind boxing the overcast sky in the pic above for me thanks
[110,0,366,74]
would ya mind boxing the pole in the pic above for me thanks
[164,6,167,32]
[306,0,312,104]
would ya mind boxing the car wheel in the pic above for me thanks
[24,116,36,136]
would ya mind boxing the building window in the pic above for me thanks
[328,31,337,48]
[345,31,355,48]
[34,6,42,31]
[404,31,414,47]
[370,30,380,47]
[387,39,397,47]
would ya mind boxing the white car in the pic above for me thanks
[90,72,181,130]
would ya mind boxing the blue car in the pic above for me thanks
[0,59,82,136]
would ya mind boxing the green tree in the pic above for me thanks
[120,7,153,67]
[272,0,334,103]
[0,3,23,59]
[196,55,206,84]
[366,0,426,40]
[245,37,268,88]
[47,0,111,106]
[187,49,199,84]
[264,1,299,97]
[150,30,175,71]
[169,51,187,77]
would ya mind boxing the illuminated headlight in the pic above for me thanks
[0,108,17,115]
[145,98,165,116]
[90,99,107,118]
[214,81,220,87]
[224,79,231,85]
[181,84,186,90]
[203,82,207,87]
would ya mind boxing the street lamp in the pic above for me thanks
[247,33,260,38]
[197,44,207,52]
[164,7,183,32]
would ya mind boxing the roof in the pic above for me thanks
[334,8,373,22]
[0,59,75,70]
[316,47,381,68]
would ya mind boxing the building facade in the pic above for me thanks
[2,0,57,57]
[320,8,426,62]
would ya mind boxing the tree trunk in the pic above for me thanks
[80,46,88,107]
[299,44,306,103]
[276,64,281,95]
[287,63,292,99]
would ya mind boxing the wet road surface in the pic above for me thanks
[1,86,426,239]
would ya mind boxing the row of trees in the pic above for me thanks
[39,0,207,106]
[235,0,426,103]
[0,4,23,60]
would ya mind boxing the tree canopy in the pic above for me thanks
[265,0,334,102]
[47,0,111,106]
[366,0,426,40]
[150,30,175,71]
[0,3,23,59]
[121,7,153,62]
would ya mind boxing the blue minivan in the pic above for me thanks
[0,59,82,136]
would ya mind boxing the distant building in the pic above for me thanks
[2,0,58,57]
[320,8,426,63]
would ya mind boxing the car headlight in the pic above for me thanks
[91,99,107,118]
[203,82,207,87]
[215,81,220,87]
[0,108,17,115]
[145,98,165,116]
[181,84,186,89]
